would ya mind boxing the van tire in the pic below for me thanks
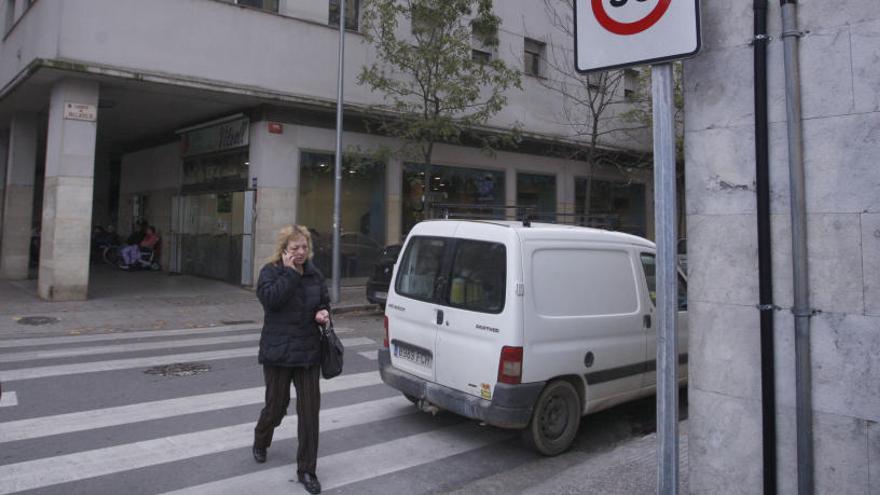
[523,380,581,456]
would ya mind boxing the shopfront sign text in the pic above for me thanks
[182,117,250,157]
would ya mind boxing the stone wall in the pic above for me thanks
[684,1,879,493]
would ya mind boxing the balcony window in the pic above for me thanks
[329,0,360,31]
[523,38,545,77]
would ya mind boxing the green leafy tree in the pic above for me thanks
[358,0,522,215]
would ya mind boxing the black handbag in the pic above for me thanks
[320,319,344,379]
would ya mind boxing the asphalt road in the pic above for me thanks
[0,312,680,494]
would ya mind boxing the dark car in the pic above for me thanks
[366,244,402,308]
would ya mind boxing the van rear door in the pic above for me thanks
[387,235,453,381]
[433,234,514,401]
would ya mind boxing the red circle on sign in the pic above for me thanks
[592,0,671,35]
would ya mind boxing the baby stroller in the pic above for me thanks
[119,238,162,271]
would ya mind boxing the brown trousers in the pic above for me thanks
[253,364,321,475]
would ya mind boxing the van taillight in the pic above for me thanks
[498,346,523,385]
[383,315,389,348]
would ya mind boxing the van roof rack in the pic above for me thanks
[427,204,630,232]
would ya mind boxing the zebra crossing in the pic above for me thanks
[0,323,522,494]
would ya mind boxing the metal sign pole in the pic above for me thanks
[652,62,679,495]
[331,0,346,304]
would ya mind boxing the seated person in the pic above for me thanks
[121,226,159,268]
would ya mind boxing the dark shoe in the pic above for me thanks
[252,446,266,463]
[298,472,321,494]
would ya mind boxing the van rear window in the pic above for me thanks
[396,237,448,301]
[448,240,506,313]
[395,236,506,313]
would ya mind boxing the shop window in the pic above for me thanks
[329,0,359,31]
[575,178,646,237]
[517,172,556,222]
[298,151,385,278]
[403,163,505,235]
[524,38,545,77]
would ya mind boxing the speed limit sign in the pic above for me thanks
[574,0,701,73]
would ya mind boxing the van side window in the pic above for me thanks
[448,240,506,313]
[640,253,687,310]
[396,237,448,302]
[640,254,656,305]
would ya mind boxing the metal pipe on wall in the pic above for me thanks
[752,0,778,492]
[780,0,813,493]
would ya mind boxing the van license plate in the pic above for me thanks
[394,344,432,368]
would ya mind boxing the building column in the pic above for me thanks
[385,157,402,245]
[38,79,99,301]
[0,113,38,279]
[249,120,298,286]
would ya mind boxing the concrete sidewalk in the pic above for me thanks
[450,423,689,495]
[0,265,379,338]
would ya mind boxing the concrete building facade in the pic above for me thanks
[684,1,879,493]
[0,0,652,299]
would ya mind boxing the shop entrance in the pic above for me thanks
[168,133,254,286]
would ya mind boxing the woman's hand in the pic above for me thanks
[315,309,330,325]
[282,250,296,269]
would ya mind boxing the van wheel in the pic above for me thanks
[523,380,581,456]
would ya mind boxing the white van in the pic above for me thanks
[377,220,688,455]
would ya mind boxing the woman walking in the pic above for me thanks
[253,225,329,495]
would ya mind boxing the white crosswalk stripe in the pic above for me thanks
[0,371,382,442]
[162,423,514,495]
[0,337,376,382]
[358,349,379,360]
[0,396,415,494]
[0,391,17,408]
[0,333,259,363]
[0,324,358,350]
[0,323,260,349]
[0,326,524,495]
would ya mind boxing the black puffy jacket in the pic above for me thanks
[256,260,330,367]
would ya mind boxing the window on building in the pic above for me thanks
[298,151,385,278]
[4,0,16,33]
[624,69,640,99]
[233,0,279,12]
[329,0,359,31]
[523,38,545,77]
[402,163,505,235]
[472,49,492,63]
[575,178,646,237]
[517,173,556,222]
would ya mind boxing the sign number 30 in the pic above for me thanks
[592,0,672,36]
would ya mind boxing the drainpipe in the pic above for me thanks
[780,1,814,493]
[753,0,777,493]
